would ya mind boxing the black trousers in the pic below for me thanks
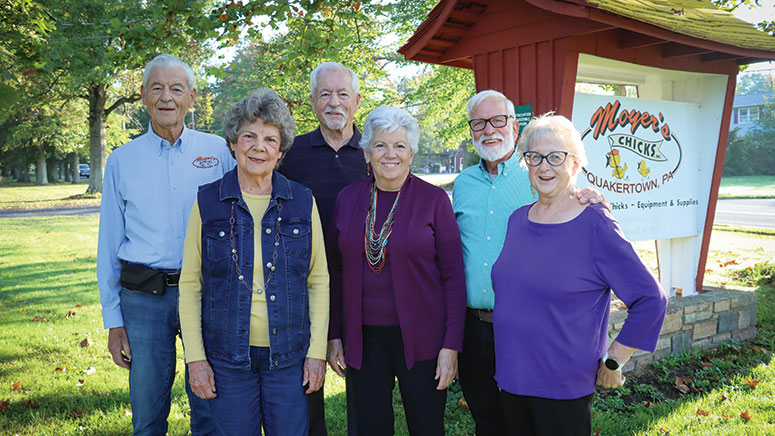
[307,387,327,436]
[347,326,446,436]
[500,391,593,436]
[458,311,508,436]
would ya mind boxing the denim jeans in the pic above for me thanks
[120,286,216,436]
[209,346,309,436]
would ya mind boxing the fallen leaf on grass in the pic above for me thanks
[84,366,96,376]
[32,316,48,322]
[593,429,601,436]
[0,399,9,412]
[696,409,710,416]
[65,311,76,318]
[79,338,92,348]
[674,376,698,394]
[76,379,85,387]
[720,259,738,267]
[750,345,768,354]
[15,293,21,297]
[23,400,39,409]
[741,411,750,422]
[11,381,20,391]
[721,414,735,418]
[458,397,468,409]
[659,427,670,434]
[744,377,760,388]
[19,308,26,313]
[72,409,83,417]
[123,409,132,417]
[720,394,727,402]
[642,401,655,408]
[75,304,81,308]
[55,367,64,372]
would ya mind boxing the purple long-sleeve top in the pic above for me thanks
[491,203,667,400]
[327,175,467,370]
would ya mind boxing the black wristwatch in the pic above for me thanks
[602,353,622,371]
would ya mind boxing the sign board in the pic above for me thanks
[514,104,532,134]
[572,93,701,242]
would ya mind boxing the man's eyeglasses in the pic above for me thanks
[522,151,573,167]
[468,115,513,132]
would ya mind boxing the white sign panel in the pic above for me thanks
[572,93,701,241]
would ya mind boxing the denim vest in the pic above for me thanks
[197,168,313,370]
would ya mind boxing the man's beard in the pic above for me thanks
[324,106,347,130]
[473,129,515,163]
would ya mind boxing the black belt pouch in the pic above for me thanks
[120,262,165,296]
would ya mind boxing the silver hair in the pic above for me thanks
[310,62,359,96]
[360,106,419,153]
[143,54,196,91]
[222,88,297,164]
[516,112,588,170]
[466,89,516,119]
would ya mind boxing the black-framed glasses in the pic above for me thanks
[522,151,572,167]
[468,115,513,131]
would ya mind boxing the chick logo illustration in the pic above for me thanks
[606,149,627,179]
[638,160,650,178]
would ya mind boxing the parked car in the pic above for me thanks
[79,164,90,178]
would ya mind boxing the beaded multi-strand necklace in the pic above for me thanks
[363,179,404,274]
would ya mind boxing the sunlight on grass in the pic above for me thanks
[0,182,99,210]
[719,175,775,198]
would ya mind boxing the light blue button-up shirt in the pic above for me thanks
[97,125,235,328]
[452,151,535,309]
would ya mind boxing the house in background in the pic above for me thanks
[730,93,770,135]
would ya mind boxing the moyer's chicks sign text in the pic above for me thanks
[573,93,700,241]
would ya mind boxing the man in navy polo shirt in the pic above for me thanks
[279,61,367,436]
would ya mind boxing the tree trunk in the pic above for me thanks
[20,167,30,182]
[72,153,80,183]
[36,151,48,185]
[47,159,58,183]
[64,159,72,182]
[87,83,108,193]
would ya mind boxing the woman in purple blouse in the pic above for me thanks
[326,106,466,436]
[491,113,668,436]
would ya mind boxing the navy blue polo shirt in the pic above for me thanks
[279,126,368,236]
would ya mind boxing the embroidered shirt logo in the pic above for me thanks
[193,156,220,169]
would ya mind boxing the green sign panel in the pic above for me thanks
[514,104,532,134]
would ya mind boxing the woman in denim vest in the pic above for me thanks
[179,88,329,435]
[327,106,466,436]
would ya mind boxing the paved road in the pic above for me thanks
[0,206,99,218]
[713,198,775,229]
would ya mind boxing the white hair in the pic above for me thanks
[143,54,196,91]
[466,89,516,119]
[310,62,359,96]
[516,112,589,169]
[360,106,419,153]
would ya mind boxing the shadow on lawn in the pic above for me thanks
[592,282,775,434]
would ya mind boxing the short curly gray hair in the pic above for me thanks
[359,106,419,153]
[222,88,297,165]
[516,112,588,170]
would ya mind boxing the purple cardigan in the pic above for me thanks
[327,175,466,370]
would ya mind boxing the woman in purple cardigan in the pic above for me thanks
[491,113,668,436]
[326,106,466,436]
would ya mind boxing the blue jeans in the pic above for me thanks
[120,286,216,436]
[209,346,309,436]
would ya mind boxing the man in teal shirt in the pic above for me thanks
[453,90,603,436]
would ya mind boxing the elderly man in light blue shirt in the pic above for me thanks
[97,54,234,436]
[453,90,603,436]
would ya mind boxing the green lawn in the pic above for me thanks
[0,181,99,210]
[718,175,775,199]
[0,204,774,435]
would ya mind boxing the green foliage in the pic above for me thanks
[736,73,773,95]
[724,98,775,176]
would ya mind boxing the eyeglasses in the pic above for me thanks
[522,151,572,167]
[468,115,513,132]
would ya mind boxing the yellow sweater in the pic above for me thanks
[179,193,329,363]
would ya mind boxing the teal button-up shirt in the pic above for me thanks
[452,151,535,309]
